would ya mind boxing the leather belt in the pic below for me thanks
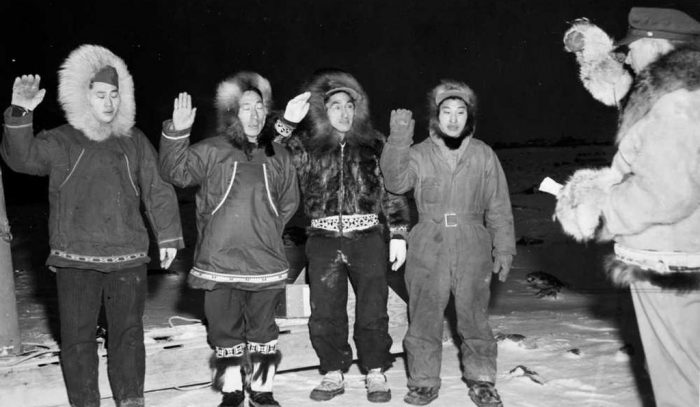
[418,212,483,228]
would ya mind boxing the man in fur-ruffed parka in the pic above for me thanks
[275,70,410,403]
[558,7,700,406]
[159,72,299,407]
[380,81,515,407]
[2,44,184,407]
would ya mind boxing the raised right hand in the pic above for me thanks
[389,109,415,140]
[172,92,197,131]
[12,75,46,111]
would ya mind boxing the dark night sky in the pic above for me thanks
[2,0,699,203]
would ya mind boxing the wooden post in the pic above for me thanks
[0,166,21,356]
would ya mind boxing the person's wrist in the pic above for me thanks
[10,105,31,117]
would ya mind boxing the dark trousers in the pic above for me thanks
[204,287,283,350]
[306,230,393,372]
[56,265,147,407]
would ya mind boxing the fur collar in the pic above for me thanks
[58,45,135,141]
[618,45,700,142]
[299,70,381,155]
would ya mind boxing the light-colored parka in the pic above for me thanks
[380,81,516,271]
[556,46,700,288]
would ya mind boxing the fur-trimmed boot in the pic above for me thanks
[247,341,282,407]
[213,345,248,407]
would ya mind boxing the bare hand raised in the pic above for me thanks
[12,75,46,111]
[172,92,197,131]
[283,91,311,124]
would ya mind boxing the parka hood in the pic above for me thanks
[302,70,379,150]
[58,44,135,141]
[215,71,274,158]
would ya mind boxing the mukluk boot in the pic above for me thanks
[213,344,248,407]
[247,341,282,407]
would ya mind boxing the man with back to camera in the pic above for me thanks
[558,7,700,406]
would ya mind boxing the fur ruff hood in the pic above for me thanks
[301,70,382,154]
[618,45,700,142]
[58,44,135,141]
[427,80,478,138]
[215,72,275,158]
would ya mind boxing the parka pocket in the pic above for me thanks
[420,177,441,204]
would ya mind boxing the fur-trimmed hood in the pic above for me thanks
[301,70,381,152]
[214,71,274,158]
[58,44,135,141]
[618,45,700,142]
[427,80,478,138]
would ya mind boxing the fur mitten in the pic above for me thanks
[564,19,632,106]
[555,167,622,241]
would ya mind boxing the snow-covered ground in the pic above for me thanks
[5,146,657,406]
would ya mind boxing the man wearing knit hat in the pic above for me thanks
[381,81,515,406]
[559,7,700,406]
[2,45,184,407]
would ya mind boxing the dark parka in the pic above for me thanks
[1,45,183,272]
[159,74,299,291]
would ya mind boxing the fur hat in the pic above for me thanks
[428,80,478,137]
[58,44,135,141]
[304,69,373,143]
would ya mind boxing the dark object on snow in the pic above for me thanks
[619,343,635,356]
[494,333,526,343]
[567,348,581,356]
[508,365,545,385]
[526,271,566,298]
[517,236,544,246]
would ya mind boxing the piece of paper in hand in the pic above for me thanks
[539,177,563,196]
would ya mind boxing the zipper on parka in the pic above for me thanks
[338,142,345,234]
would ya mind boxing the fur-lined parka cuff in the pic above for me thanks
[555,167,622,242]
[389,225,409,239]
